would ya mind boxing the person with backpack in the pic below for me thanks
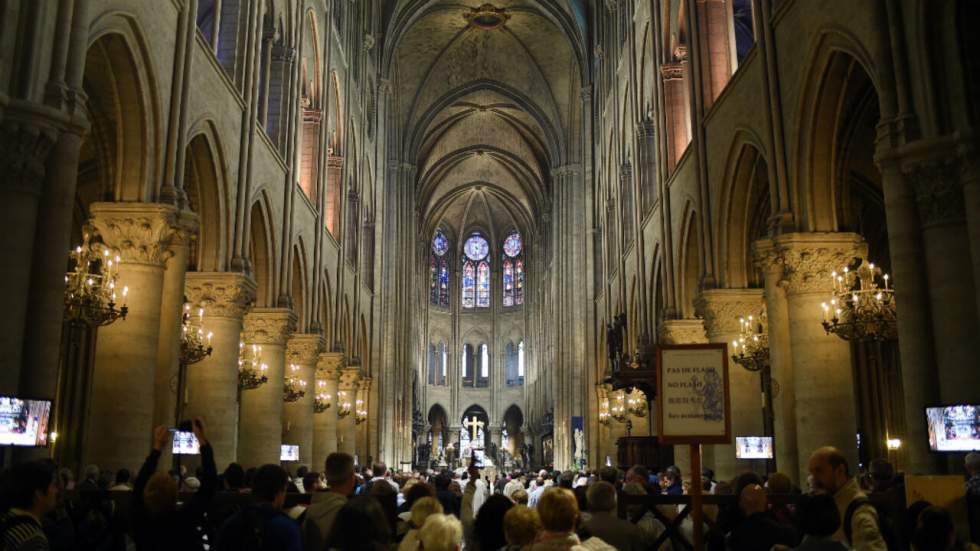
[214,464,301,551]
[0,460,59,551]
[808,447,892,551]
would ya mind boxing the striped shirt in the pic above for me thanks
[0,510,47,551]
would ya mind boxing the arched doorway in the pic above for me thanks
[426,404,449,464]
[501,404,525,468]
[459,404,489,465]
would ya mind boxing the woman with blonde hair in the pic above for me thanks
[418,513,463,551]
[531,488,614,551]
[398,497,443,551]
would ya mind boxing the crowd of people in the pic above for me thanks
[1,420,977,551]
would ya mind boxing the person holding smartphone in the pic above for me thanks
[132,418,217,551]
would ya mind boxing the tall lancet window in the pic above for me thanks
[461,344,474,386]
[518,341,525,378]
[477,343,489,387]
[462,232,490,309]
[430,229,450,307]
[502,231,524,306]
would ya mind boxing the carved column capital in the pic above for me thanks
[694,289,766,340]
[88,202,181,266]
[357,376,373,392]
[339,367,362,390]
[657,319,707,345]
[903,156,965,228]
[242,308,297,346]
[185,272,256,319]
[316,351,345,379]
[0,118,57,195]
[753,233,867,296]
[661,62,686,80]
[287,334,324,365]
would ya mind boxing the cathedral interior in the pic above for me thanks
[0,0,978,488]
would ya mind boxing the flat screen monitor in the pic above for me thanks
[171,430,200,455]
[0,396,52,447]
[735,436,773,459]
[926,404,980,452]
[281,445,299,461]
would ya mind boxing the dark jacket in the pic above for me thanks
[215,502,302,551]
[132,444,218,551]
[727,511,798,551]
[436,489,461,518]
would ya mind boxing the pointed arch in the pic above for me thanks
[717,130,771,288]
[248,195,276,306]
[182,127,228,272]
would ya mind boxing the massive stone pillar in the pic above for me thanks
[658,319,708,478]
[85,203,179,471]
[693,0,735,109]
[313,352,343,469]
[337,367,361,459]
[696,289,766,481]
[184,272,255,465]
[284,334,323,468]
[756,233,866,482]
[903,157,980,406]
[661,62,691,171]
[240,308,296,467]
[0,120,56,389]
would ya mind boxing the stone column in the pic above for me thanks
[154,211,199,437]
[694,0,735,109]
[959,150,980,331]
[757,233,866,482]
[658,319,708,478]
[314,352,344,469]
[903,157,980,406]
[284,334,323,468]
[355,377,372,462]
[661,62,690,171]
[184,272,256,465]
[0,120,56,389]
[240,308,296,467]
[85,203,179,471]
[337,367,361,458]
[696,289,766,481]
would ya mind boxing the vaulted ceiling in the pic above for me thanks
[383,0,586,241]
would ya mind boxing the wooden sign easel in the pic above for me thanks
[656,344,732,550]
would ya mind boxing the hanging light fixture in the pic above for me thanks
[610,392,628,423]
[283,363,307,402]
[238,341,268,390]
[337,391,352,418]
[354,398,367,424]
[179,302,213,366]
[598,395,612,426]
[314,380,332,413]
[63,232,129,327]
[731,314,770,372]
[821,259,897,342]
[626,389,647,417]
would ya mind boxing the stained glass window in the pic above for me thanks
[518,341,525,377]
[462,261,475,308]
[502,231,525,307]
[464,234,489,261]
[477,261,490,308]
[432,229,449,256]
[430,229,450,307]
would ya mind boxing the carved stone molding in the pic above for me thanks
[287,334,324,366]
[661,62,686,80]
[171,209,201,248]
[338,366,362,390]
[88,202,181,266]
[620,161,633,179]
[636,118,656,140]
[903,157,965,228]
[753,233,867,296]
[694,289,765,339]
[0,119,57,195]
[357,376,373,392]
[242,308,297,346]
[316,351,346,379]
[185,272,256,319]
[657,319,707,345]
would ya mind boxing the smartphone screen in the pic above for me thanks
[171,430,200,455]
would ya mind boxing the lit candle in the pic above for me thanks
[883,274,889,290]
[207,332,213,346]
[122,286,129,298]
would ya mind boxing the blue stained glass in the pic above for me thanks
[503,259,514,307]
[464,234,489,261]
[462,261,476,308]
[477,261,490,307]
[438,259,449,307]
[503,232,522,257]
[432,229,449,256]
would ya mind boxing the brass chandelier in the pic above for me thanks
[283,363,307,402]
[238,341,268,390]
[337,391,352,418]
[731,314,770,372]
[354,398,368,424]
[314,380,332,413]
[179,302,213,366]
[821,259,897,342]
[64,232,129,327]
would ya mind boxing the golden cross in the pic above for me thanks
[464,416,484,443]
